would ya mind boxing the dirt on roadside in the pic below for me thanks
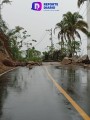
[0,52,13,74]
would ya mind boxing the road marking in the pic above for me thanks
[0,67,18,77]
[45,66,90,120]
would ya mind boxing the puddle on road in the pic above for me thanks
[0,67,33,119]
[54,65,90,116]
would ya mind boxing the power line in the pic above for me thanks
[34,32,47,47]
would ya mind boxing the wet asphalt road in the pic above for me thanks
[0,63,90,120]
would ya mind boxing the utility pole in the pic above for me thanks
[46,28,54,51]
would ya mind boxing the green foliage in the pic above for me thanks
[26,47,42,62]
[10,39,21,60]
[65,40,81,57]
[6,26,31,60]
[55,11,89,57]
[42,49,66,61]
[42,51,50,61]
[0,17,8,33]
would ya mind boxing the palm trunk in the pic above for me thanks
[73,39,75,56]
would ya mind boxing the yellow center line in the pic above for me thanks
[45,66,90,120]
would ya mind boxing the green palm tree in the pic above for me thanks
[64,12,88,53]
[63,11,88,38]
[55,12,89,57]
[63,11,88,41]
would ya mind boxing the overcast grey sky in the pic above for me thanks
[2,0,87,55]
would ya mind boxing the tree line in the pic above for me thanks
[0,0,90,62]
[0,0,42,62]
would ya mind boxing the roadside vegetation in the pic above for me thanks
[0,0,42,65]
[0,0,90,67]
[43,0,90,61]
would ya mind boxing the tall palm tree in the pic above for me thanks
[55,12,89,57]
[63,12,89,56]
[63,12,88,38]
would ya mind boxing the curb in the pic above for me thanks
[0,67,18,77]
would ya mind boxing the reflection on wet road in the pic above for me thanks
[47,65,90,116]
[0,64,90,120]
